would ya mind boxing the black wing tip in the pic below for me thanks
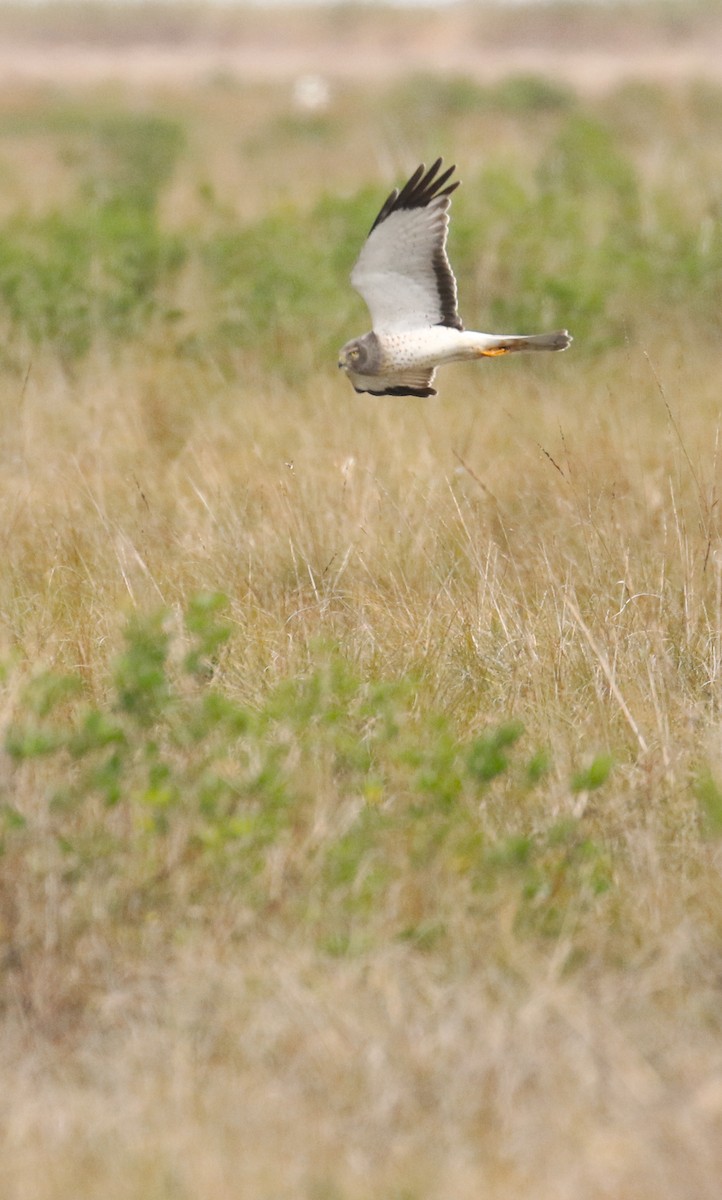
[370,157,459,233]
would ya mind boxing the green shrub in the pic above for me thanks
[0,111,186,356]
[2,597,616,953]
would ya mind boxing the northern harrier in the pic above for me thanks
[338,158,571,397]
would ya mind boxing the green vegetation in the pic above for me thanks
[3,597,614,957]
[0,112,186,358]
[0,84,720,370]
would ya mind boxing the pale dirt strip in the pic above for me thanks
[2,41,722,91]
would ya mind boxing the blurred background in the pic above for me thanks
[2,0,722,91]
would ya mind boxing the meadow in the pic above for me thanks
[1,28,722,1200]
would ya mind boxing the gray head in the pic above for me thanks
[338,331,382,376]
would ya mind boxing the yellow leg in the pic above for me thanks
[478,346,510,357]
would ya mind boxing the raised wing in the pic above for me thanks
[350,159,462,335]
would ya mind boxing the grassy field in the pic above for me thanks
[2,16,722,1199]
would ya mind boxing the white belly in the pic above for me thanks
[379,327,497,369]
[379,327,460,369]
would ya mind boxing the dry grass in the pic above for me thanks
[1,18,722,1199]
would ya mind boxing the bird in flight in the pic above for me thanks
[338,158,571,397]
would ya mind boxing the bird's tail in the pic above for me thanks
[472,330,572,357]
